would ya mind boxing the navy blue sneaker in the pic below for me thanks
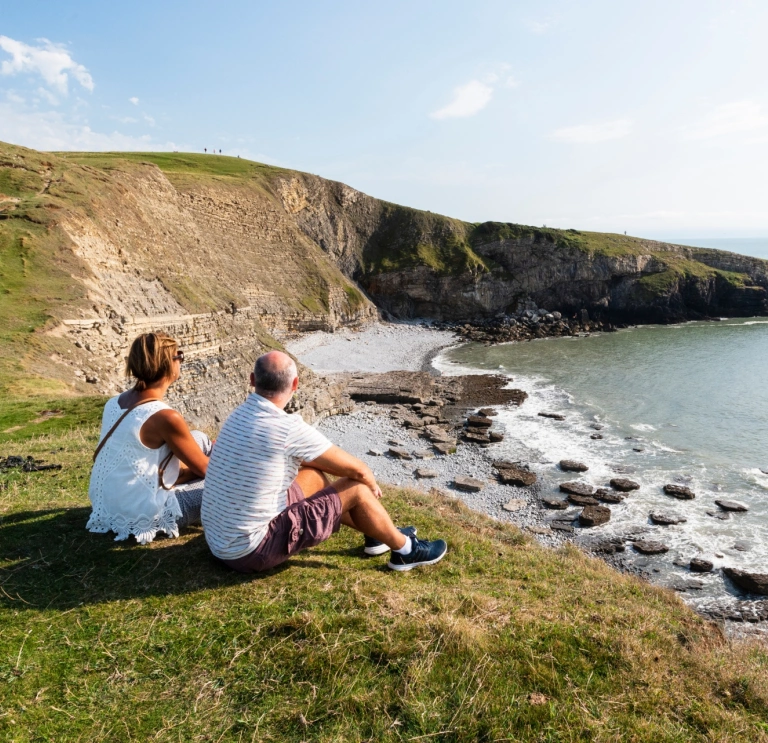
[387,537,448,571]
[364,526,417,556]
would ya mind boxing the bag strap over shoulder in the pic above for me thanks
[92,398,161,463]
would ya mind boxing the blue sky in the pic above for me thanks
[2,0,768,239]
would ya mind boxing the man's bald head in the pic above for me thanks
[253,351,298,399]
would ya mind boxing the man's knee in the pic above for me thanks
[335,479,375,509]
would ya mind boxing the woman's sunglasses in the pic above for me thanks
[173,351,185,363]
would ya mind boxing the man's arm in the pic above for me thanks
[304,445,382,498]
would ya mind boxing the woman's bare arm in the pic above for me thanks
[140,410,208,478]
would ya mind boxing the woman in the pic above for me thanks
[87,332,211,544]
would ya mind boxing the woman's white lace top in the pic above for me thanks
[86,396,182,544]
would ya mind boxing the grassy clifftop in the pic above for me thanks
[2,408,768,741]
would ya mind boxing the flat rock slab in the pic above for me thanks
[348,371,434,404]
[413,449,435,459]
[567,494,600,507]
[478,408,497,417]
[368,449,383,456]
[559,481,595,496]
[433,442,456,455]
[453,475,485,492]
[723,567,768,596]
[497,465,537,487]
[560,459,589,472]
[715,499,749,512]
[414,468,438,479]
[542,497,569,509]
[595,489,625,504]
[466,415,493,428]
[590,433,603,440]
[489,431,505,443]
[649,511,688,526]
[633,540,669,555]
[707,510,730,520]
[502,498,526,512]
[550,521,574,533]
[670,578,705,592]
[690,558,714,572]
[664,484,695,500]
[388,439,403,446]
[388,447,412,460]
[527,525,551,535]
[538,412,566,421]
[610,478,640,492]
[579,505,611,527]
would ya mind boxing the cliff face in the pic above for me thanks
[2,142,767,425]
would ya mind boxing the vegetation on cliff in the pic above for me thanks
[2,404,768,741]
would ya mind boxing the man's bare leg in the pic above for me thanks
[294,467,366,531]
[332,477,406,550]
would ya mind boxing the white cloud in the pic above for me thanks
[143,113,155,126]
[551,118,633,143]
[684,100,768,140]
[0,101,177,152]
[430,80,494,120]
[129,96,139,105]
[0,35,94,95]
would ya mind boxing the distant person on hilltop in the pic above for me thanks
[87,333,211,543]
[201,351,448,573]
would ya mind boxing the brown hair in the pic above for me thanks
[125,332,178,391]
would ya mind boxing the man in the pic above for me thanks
[201,351,447,572]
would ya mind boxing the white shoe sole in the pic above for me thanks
[387,546,448,572]
[363,543,391,556]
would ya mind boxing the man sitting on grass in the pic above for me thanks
[201,351,447,573]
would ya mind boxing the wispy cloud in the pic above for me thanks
[431,80,494,120]
[551,118,633,143]
[0,35,93,95]
[129,96,139,105]
[684,100,768,140]
[526,14,561,35]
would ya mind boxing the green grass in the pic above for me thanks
[2,405,768,741]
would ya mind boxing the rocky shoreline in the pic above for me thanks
[288,323,768,638]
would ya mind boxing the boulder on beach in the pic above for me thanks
[413,449,434,459]
[462,431,490,444]
[496,464,537,487]
[559,459,589,472]
[542,497,569,509]
[559,481,595,496]
[690,558,714,573]
[478,407,497,417]
[550,520,574,533]
[723,567,768,596]
[610,478,640,492]
[632,540,669,555]
[502,498,526,512]
[579,505,611,527]
[664,483,695,499]
[715,499,749,512]
[649,511,687,526]
[433,442,456,455]
[368,449,383,456]
[489,431,505,443]
[414,468,438,479]
[452,475,485,492]
[388,446,412,460]
[466,415,492,428]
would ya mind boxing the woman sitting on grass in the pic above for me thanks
[87,332,211,544]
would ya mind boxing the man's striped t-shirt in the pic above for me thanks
[201,393,332,560]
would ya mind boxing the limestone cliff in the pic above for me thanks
[1,141,767,426]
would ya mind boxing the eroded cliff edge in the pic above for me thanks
[1,142,766,426]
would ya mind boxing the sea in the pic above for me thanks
[434,318,768,609]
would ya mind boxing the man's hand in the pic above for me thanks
[304,445,383,498]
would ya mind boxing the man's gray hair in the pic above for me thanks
[254,352,297,396]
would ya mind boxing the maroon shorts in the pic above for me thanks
[221,480,342,573]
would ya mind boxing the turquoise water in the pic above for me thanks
[437,319,768,602]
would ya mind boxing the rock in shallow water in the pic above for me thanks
[538,412,566,421]
[715,499,749,512]
[595,489,625,504]
[649,511,687,526]
[579,505,611,527]
[559,481,595,496]
[690,557,714,573]
[567,494,599,507]
[723,568,768,596]
[610,478,640,492]
[560,459,589,472]
[633,540,669,555]
[664,483,695,499]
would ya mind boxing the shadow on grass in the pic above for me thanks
[0,507,351,611]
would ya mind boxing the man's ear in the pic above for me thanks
[291,375,299,392]
[249,372,256,388]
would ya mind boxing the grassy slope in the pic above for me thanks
[2,408,768,742]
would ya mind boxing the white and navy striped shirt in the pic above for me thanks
[201,394,332,560]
